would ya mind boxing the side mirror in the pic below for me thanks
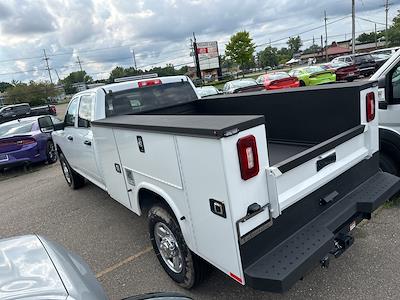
[38,116,55,133]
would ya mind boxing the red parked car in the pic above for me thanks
[256,72,300,90]
[321,62,359,82]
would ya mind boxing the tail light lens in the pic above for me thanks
[138,79,162,88]
[366,92,375,122]
[237,135,259,180]
[17,139,36,145]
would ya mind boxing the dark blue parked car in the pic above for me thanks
[0,116,59,170]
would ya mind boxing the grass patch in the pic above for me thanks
[383,195,400,208]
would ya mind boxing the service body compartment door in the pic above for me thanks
[92,126,132,209]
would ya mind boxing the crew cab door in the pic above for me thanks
[60,97,79,167]
[74,93,103,185]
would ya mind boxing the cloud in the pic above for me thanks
[0,0,400,82]
[0,0,57,36]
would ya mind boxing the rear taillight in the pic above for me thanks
[138,79,162,88]
[17,139,36,145]
[366,92,375,122]
[237,135,259,180]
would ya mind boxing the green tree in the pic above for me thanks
[257,46,279,68]
[277,47,291,64]
[287,36,302,55]
[387,11,400,46]
[0,82,12,93]
[225,31,256,72]
[5,81,60,106]
[61,71,93,94]
[302,44,321,55]
[357,31,384,44]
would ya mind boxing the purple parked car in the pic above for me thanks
[0,116,59,170]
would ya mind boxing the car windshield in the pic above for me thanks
[303,66,325,74]
[0,120,35,137]
[229,79,258,88]
[327,62,349,68]
[267,72,290,80]
[105,81,198,117]
[371,53,391,60]
[354,54,374,63]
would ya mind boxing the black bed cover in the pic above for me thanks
[92,114,265,139]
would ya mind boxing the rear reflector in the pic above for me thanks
[237,135,259,180]
[229,272,243,284]
[366,92,375,122]
[138,79,162,88]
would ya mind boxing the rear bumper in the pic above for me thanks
[0,145,44,168]
[242,155,400,292]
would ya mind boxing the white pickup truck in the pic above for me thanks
[48,75,400,293]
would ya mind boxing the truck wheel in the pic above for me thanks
[46,141,58,164]
[380,152,399,176]
[59,153,85,189]
[148,205,207,288]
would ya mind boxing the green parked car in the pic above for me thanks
[288,66,336,86]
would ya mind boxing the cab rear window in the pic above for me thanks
[105,81,197,117]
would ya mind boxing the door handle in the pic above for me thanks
[84,140,92,146]
[67,135,73,141]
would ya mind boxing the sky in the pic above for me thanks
[0,0,399,83]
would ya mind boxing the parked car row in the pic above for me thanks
[0,103,57,124]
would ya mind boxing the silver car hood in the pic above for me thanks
[0,235,67,300]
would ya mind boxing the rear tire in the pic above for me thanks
[59,153,85,189]
[46,141,58,164]
[148,205,208,288]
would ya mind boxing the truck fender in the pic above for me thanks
[379,126,400,174]
[134,182,195,251]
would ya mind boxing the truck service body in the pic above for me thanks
[51,75,400,292]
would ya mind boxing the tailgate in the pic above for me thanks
[266,86,379,216]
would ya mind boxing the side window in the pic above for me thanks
[78,94,94,128]
[391,64,400,100]
[346,57,352,63]
[64,98,79,127]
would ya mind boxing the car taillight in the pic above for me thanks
[237,135,259,180]
[366,92,375,122]
[138,79,162,88]
[17,139,36,145]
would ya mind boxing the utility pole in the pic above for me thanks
[192,32,202,80]
[385,0,390,46]
[375,23,378,49]
[324,10,328,62]
[76,56,83,72]
[43,49,53,84]
[54,69,60,82]
[352,0,356,54]
[131,49,137,70]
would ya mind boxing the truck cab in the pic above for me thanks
[370,52,400,175]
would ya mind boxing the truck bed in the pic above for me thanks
[267,142,312,166]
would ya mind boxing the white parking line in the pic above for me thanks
[96,246,153,278]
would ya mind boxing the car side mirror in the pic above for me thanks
[38,116,55,133]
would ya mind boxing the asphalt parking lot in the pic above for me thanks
[0,163,400,300]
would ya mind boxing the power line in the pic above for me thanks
[255,15,351,48]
